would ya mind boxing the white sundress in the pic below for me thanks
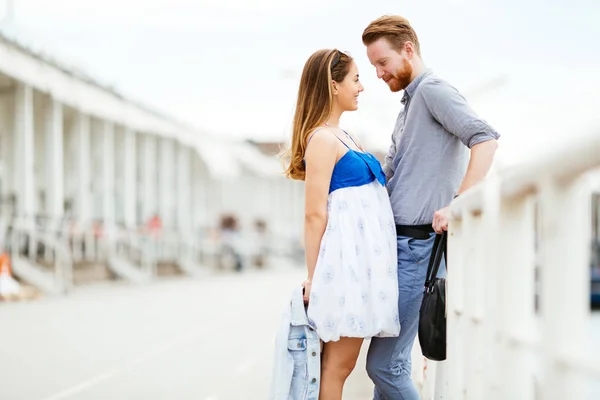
[306,136,400,342]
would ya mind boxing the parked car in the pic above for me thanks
[592,240,600,308]
[592,192,600,309]
[592,272,600,308]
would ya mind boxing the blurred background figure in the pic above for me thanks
[252,218,269,269]
[219,214,243,272]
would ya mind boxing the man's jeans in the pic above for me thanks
[366,233,446,400]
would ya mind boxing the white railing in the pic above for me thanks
[24,216,107,264]
[111,229,155,276]
[2,214,303,292]
[7,218,73,293]
[430,126,600,399]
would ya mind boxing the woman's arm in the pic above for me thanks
[303,130,338,291]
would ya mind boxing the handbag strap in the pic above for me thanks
[424,231,447,290]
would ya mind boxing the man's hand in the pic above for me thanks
[432,205,452,234]
[431,140,497,234]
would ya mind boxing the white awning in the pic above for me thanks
[191,137,241,180]
[232,142,283,177]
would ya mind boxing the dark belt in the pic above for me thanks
[396,224,434,240]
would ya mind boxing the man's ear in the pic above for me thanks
[404,41,416,59]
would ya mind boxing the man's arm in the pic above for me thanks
[383,130,398,183]
[420,79,500,149]
[421,79,500,233]
[455,140,498,196]
[431,139,498,233]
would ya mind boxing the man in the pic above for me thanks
[362,15,500,399]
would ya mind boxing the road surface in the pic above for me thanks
[0,266,374,400]
[2,265,599,399]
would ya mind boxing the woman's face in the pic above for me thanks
[334,61,364,112]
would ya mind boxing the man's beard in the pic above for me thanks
[386,59,413,92]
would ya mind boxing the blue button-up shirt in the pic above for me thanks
[384,70,500,225]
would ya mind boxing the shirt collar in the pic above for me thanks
[401,69,432,104]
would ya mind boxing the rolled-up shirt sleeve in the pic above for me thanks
[420,79,500,148]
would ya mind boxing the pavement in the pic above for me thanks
[2,262,598,400]
[0,264,374,400]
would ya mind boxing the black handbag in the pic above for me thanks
[418,231,448,361]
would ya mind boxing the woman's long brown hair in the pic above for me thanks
[283,49,353,180]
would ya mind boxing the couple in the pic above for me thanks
[281,15,499,399]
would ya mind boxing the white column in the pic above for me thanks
[294,180,305,235]
[14,83,35,221]
[1,96,15,213]
[159,138,174,228]
[73,112,91,223]
[206,177,221,229]
[177,144,192,235]
[122,128,137,228]
[191,156,210,232]
[44,96,64,223]
[140,134,157,222]
[269,179,282,235]
[101,121,115,225]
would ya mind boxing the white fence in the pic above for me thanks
[423,126,600,399]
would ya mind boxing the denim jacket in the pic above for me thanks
[269,286,321,400]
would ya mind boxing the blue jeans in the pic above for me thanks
[366,233,446,399]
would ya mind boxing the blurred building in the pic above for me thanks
[0,30,304,293]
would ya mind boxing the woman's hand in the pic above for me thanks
[302,279,312,304]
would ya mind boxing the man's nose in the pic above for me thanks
[377,67,385,79]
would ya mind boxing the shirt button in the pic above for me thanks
[312,352,317,356]
[311,378,317,383]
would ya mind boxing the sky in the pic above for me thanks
[1,0,599,167]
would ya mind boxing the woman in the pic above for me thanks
[284,49,400,399]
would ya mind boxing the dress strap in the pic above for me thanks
[306,128,350,150]
[333,134,350,149]
[306,127,325,149]
[304,128,326,163]
[341,129,360,150]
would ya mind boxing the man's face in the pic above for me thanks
[366,38,413,92]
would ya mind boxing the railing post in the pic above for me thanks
[479,180,502,398]
[433,360,448,399]
[497,194,537,399]
[85,229,95,262]
[462,210,486,399]
[538,177,591,399]
[72,231,82,262]
[447,215,466,398]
